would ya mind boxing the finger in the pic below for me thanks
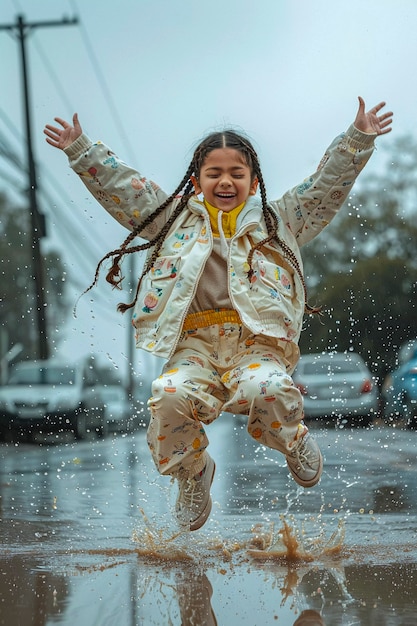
[357,95,365,114]
[73,112,82,132]
[379,118,393,130]
[370,101,387,114]
[54,116,70,128]
[43,130,60,143]
[44,124,62,135]
[378,111,393,121]
[44,135,60,147]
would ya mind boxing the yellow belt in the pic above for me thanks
[182,308,241,331]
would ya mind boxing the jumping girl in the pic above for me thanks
[44,97,392,530]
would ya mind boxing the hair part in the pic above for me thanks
[80,129,320,316]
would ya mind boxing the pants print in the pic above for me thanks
[147,323,304,477]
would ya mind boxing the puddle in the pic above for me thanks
[2,424,417,624]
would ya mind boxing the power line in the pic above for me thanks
[65,0,142,393]
[0,107,114,271]
[2,7,141,378]
[0,112,137,294]
[0,107,23,143]
[67,0,138,165]
[0,168,25,192]
[0,129,24,170]
[31,32,75,117]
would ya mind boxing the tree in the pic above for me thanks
[0,192,69,360]
[300,135,417,379]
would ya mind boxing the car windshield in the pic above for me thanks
[9,366,76,385]
[302,360,362,376]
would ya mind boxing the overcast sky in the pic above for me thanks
[0,0,414,381]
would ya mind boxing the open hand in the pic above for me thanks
[44,113,82,150]
[354,97,393,135]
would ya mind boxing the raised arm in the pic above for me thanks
[274,97,393,247]
[44,113,82,150]
[44,115,170,236]
[354,96,393,135]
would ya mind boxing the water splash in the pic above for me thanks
[247,514,345,561]
[131,509,194,562]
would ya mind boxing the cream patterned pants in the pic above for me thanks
[147,323,304,477]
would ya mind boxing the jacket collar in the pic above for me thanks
[189,194,262,220]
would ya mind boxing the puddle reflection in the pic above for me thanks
[2,522,417,625]
[4,550,416,625]
[1,422,417,624]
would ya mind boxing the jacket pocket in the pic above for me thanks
[251,258,294,299]
[138,256,182,315]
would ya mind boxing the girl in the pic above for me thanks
[44,98,392,531]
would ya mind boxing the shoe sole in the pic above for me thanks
[190,460,216,531]
[287,450,323,488]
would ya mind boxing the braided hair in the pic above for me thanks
[83,129,320,315]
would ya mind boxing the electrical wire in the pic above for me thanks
[0,103,140,271]
[0,168,25,192]
[67,0,138,165]
[1,2,145,331]
[31,31,75,119]
[0,126,24,170]
[0,133,133,321]
[2,2,141,266]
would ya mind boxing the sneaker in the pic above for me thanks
[175,454,216,531]
[293,609,325,626]
[286,427,323,488]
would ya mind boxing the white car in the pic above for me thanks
[0,359,107,441]
[293,351,379,425]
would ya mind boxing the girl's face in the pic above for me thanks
[191,148,258,212]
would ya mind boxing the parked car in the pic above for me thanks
[292,351,378,425]
[0,359,107,441]
[396,339,417,365]
[381,339,417,426]
[98,385,135,433]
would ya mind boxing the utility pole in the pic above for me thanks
[0,14,77,360]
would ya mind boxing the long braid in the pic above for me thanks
[117,192,192,313]
[82,127,320,318]
[78,164,195,311]
[242,142,321,315]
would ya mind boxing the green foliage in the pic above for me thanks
[0,192,69,358]
[300,136,417,378]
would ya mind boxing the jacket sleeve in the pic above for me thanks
[271,125,376,247]
[64,134,169,238]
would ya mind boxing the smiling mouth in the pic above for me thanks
[216,193,236,199]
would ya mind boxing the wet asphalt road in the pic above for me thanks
[1,416,417,625]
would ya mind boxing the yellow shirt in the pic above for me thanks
[204,199,245,238]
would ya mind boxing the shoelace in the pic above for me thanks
[178,476,204,508]
[289,438,311,470]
